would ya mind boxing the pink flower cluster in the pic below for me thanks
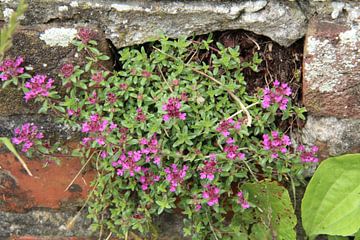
[164,164,188,192]
[139,135,161,165]
[12,123,44,152]
[24,74,54,102]
[262,80,292,110]
[202,184,220,206]
[297,145,319,163]
[199,154,218,181]
[237,191,250,209]
[216,118,241,137]
[139,167,160,190]
[162,97,186,121]
[78,28,95,44]
[113,150,142,176]
[60,63,74,78]
[135,108,146,122]
[81,114,117,145]
[91,72,104,83]
[0,56,24,81]
[262,131,291,158]
[224,138,245,160]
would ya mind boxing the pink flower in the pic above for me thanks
[139,167,160,190]
[12,123,44,152]
[141,70,152,78]
[0,56,24,81]
[262,80,292,110]
[162,97,186,121]
[297,145,319,163]
[216,118,236,137]
[120,83,128,90]
[223,143,245,160]
[24,74,54,102]
[60,63,74,78]
[202,185,220,206]
[91,72,104,83]
[237,191,250,209]
[107,93,116,103]
[114,151,142,177]
[199,158,218,181]
[80,114,114,146]
[135,108,147,122]
[78,28,96,44]
[262,131,291,158]
[88,91,97,104]
[164,164,188,192]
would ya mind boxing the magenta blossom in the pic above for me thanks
[139,167,160,190]
[262,80,292,110]
[78,28,95,44]
[0,56,24,81]
[297,145,319,163]
[113,150,142,177]
[164,164,188,192]
[12,123,44,152]
[60,63,74,78]
[135,108,147,122]
[107,93,116,103]
[237,191,250,209]
[162,97,186,121]
[262,131,291,158]
[199,158,218,181]
[216,118,242,137]
[24,74,54,102]
[202,185,220,206]
[139,134,161,165]
[223,139,245,160]
[91,72,104,83]
[81,114,116,146]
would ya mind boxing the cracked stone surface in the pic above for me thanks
[0,0,311,47]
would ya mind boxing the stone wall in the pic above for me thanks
[0,0,359,239]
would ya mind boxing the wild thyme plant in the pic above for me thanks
[1,29,318,239]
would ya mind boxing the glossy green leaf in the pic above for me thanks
[243,181,297,240]
[302,154,360,237]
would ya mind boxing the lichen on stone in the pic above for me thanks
[39,27,77,47]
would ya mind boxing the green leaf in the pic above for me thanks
[301,154,360,237]
[243,181,297,240]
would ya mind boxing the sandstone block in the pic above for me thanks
[303,15,360,118]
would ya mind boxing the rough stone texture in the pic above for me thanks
[303,6,360,118]
[300,1,360,160]
[301,116,360,157]
[1,0,309,47]
[0,209,93,239]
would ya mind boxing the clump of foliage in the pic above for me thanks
[1,28,318,239]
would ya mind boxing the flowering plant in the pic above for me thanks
[0,30,318,239]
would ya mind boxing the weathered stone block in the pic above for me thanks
[1,0,308,47]
[301,116,360,157]
[303,15,360,118]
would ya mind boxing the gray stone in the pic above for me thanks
[1,0,309,47]
[0,209,92,238]
[301,116,360,157]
